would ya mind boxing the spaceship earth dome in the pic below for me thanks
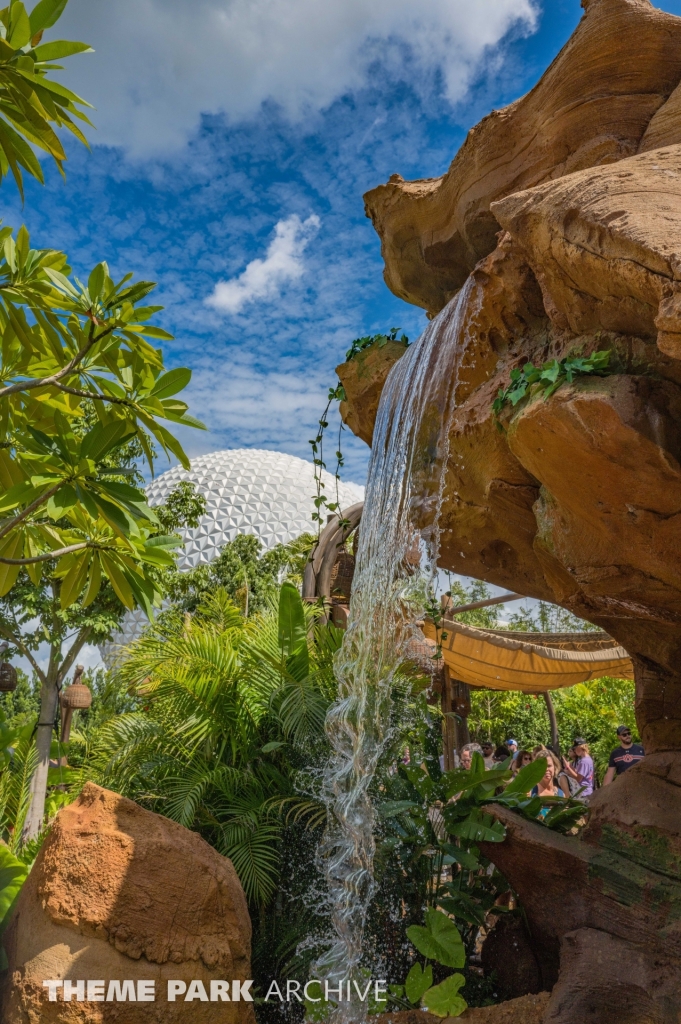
[146,448,364,568]
[100,449,364,663]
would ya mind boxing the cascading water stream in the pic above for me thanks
[314,279,474,1020]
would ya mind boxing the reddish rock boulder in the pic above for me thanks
[0,783,254,1024]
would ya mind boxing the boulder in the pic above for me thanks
[364,0,681,316]
[491,143,681,359]
[372,992,549,1024]
[0,783,254,1024]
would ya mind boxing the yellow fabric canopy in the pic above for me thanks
[421,618,633,692]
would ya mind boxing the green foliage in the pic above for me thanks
[492,350,611,422]
[0,843,27,935]
[0,0,93,197]
[344,327,409,363]
[163,532,315,616]
[87,584,341,905]
[407,908,466,968]
[468,676,637,778]
[0,228,204,611]
[405,962,433,1004]
[310,327,408,536]
[0,717,38,851]
[422,972,467,1018]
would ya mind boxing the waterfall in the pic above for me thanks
[315,279,474,1019]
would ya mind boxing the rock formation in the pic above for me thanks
[1,783,254,1024]
[340,0,681,1018]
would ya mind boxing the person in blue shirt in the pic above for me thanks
[603,726,645,785]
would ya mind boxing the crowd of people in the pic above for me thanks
[456,725,644,802]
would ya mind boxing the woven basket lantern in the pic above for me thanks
[61,665,92,711]
[61,683,92,710]
[329,552,355,603]
[0,662,17,693]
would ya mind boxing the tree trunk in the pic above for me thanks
[480,658,681,1023]
[22,675,59,841]
[22,628,89,841]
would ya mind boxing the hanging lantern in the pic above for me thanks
[60,665,92,711]
[0,662,17,693]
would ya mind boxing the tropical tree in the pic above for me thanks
[88,583,340,905]
[0,0,92,197]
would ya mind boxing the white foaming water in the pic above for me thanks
[314,281,473,1020]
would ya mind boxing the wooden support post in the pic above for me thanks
[543,691,560,756]
[442,666,457,771]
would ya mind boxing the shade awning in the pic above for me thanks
[421,618,633,692]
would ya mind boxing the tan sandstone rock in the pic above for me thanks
[364,0,681,316]
[372,992,549,1024]
[491,143,681,358]
[0,783,254,1024]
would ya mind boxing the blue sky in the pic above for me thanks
[6,0,681,487]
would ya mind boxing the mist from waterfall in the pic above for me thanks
[314,279,473,1021]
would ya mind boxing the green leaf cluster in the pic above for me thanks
[345,326,409,362]
[0,0,93,197]
[86,584,342,905]
[0,227,204,611]
[492,350,611,422]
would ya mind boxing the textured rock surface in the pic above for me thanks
[372,993,549,1024]
[349,0,681,1015]
[491,144,681,357]
[480,755,681,1022]
[364,0,681,316]
[0,783,254,1024]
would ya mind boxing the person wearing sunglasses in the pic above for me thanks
[602,725,645,785]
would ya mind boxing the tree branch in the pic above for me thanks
[52,382,133,406]
[0,481,63,542]
[0,541,89,564]
[58,625,92,686]
[0,621,46,685]
[0,322,115,401]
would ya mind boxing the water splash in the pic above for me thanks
[315,280,473,1019]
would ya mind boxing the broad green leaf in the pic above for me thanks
[378,799,420,819]
[8,3,31,48]
[59,550,89,608]
[100,553,135,608]
[422,973,467,1018]
[81,552,101,607]
[406,909,465,969]
[504,756,547,795]
[441,842,480,871]
[33,39,92,61]
[86,261,106,301]
[78,419,134,462]
[0,531,23,595]
[0,846,28,933]
[0,478,40,513]
[405,962,432,1005]
[278,580,306,656]
[149,367,191,399]
[46,483,78,518]
[29,0,68,34]
[450,808,506,843]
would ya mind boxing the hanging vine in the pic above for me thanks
[308,329,410,543]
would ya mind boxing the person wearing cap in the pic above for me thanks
[505,738,518,755]
[560,738,595,798]
[481,740,495,769]
[603,726,645,785]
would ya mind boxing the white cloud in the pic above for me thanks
[58,0,537,155]
[205,214,320,313]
